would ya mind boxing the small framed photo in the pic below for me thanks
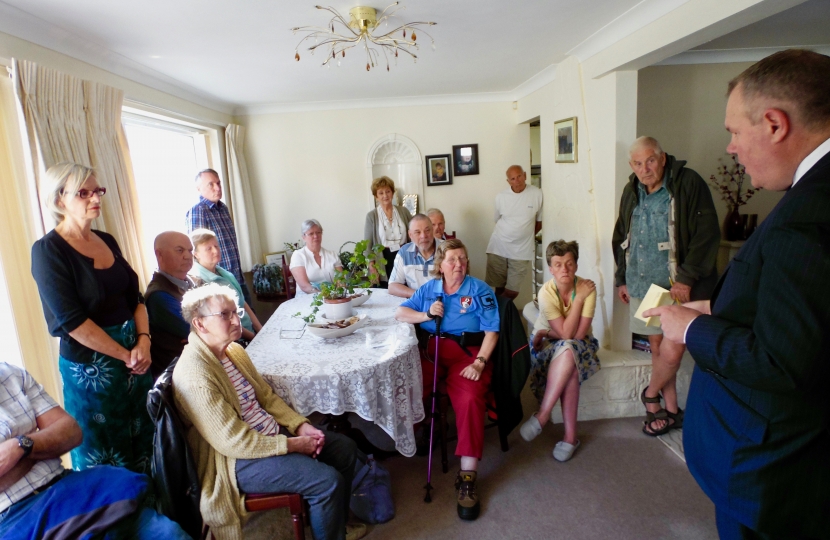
[402,194,418,215]
[452,144,479,176]
[554,117,578,163]
[425,154,452,186]
[264,251,287,266]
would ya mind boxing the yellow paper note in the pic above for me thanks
[634,284,674,327]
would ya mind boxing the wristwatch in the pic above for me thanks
[475,356,488,365]
[425,310,437,319]
[16,435,33,457]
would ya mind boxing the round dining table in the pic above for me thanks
[246,289,425,457]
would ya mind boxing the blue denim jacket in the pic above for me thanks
[626,181,671,298]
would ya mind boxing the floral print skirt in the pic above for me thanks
[58,319,154,474]
[529,333,601,402]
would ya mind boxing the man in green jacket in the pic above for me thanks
[612,136,719,436]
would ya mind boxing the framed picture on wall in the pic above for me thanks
[554,117,578,163]
[263,251,286,266]
[452,144,479,176]
[425,154,452,186]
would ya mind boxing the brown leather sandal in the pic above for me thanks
[641,387,674,436]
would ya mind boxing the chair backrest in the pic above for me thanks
[146,358,203,539]
[282,255,296,299]
[444,231,457,240]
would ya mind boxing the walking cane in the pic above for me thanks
[424,295,443,503]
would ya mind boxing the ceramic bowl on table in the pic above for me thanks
[306,314,368,339]
[350,290,371,307]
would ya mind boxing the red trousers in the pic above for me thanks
[422,337,493,460]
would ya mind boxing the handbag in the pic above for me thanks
[350,451,395,524]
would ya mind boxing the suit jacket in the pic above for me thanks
[684,151,830,537]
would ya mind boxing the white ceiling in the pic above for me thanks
[0,0,827,115]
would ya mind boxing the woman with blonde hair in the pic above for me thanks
[363,176,412,287]
[31,161,154,472]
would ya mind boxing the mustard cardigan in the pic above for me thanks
[172,332,309,540]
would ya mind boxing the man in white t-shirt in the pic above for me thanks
[485,165,543,299]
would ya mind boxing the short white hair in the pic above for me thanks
[629,136,664,157]
[181,283,238,328]
[426,208,444,219]
[301,219,322,236]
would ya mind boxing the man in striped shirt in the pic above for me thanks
[186,169,252,305]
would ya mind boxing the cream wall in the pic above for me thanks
[236,102,533,305]
[638,62,785,227]
[517,58,638,351]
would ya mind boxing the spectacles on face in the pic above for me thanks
[203,308,245,321]
[64,187,107,199]
[444,257,468,266]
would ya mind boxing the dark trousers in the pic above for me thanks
[715,509,823,540]
[235,431,357,540]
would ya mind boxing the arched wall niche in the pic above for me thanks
[366,134,424,214]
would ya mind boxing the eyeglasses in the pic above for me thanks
[64,188,107,199]
[444,257,468,266]
[203,308,245,321]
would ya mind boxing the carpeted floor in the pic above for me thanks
[245,415,716,540]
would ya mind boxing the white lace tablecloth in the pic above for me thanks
[247,289,425,457]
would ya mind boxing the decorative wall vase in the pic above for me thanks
[724,205,744,241]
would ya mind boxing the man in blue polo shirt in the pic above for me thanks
[388,213,442,298]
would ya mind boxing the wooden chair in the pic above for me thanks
[444,231,457,240]
[245,493,308,540]
[281,254,297,300]
[200,486,309,540]
[432,384,507,474]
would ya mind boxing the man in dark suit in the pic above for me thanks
[646,49,830,539]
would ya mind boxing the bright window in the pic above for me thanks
[0,266,24,368]
[123,117,210,279]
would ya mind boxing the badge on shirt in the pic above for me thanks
[460,296,472,313]
[479,294,496,311]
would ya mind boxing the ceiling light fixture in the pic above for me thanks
[291,2,436,72]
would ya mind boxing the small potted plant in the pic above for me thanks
[297,239,386,323]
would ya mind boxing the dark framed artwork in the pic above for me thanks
[452,144,479,176]
[425,154,452,186]
[554,117,577,163]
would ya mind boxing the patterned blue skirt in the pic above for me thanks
[58,319,154,473]
[529,334,601,402]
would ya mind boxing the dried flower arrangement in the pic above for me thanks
[708,154,759,207]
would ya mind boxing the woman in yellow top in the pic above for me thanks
[520,240,600,462]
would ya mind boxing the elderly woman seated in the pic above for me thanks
[290,219,343,295]
[521,240,600,462]
[173,283,363,540]
[189,228,261,342]
[395,239,499,521]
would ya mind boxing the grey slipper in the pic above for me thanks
[520,415,543,442]
[553,439,581,462]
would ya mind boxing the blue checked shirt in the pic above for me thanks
[0,364,64,513]
[625,182,671,299]
[388,239,441,290]
[186,197,244,285]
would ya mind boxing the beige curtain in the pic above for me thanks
[12,59,151,289]
[0,71,61,400]
[225,124,263,270]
